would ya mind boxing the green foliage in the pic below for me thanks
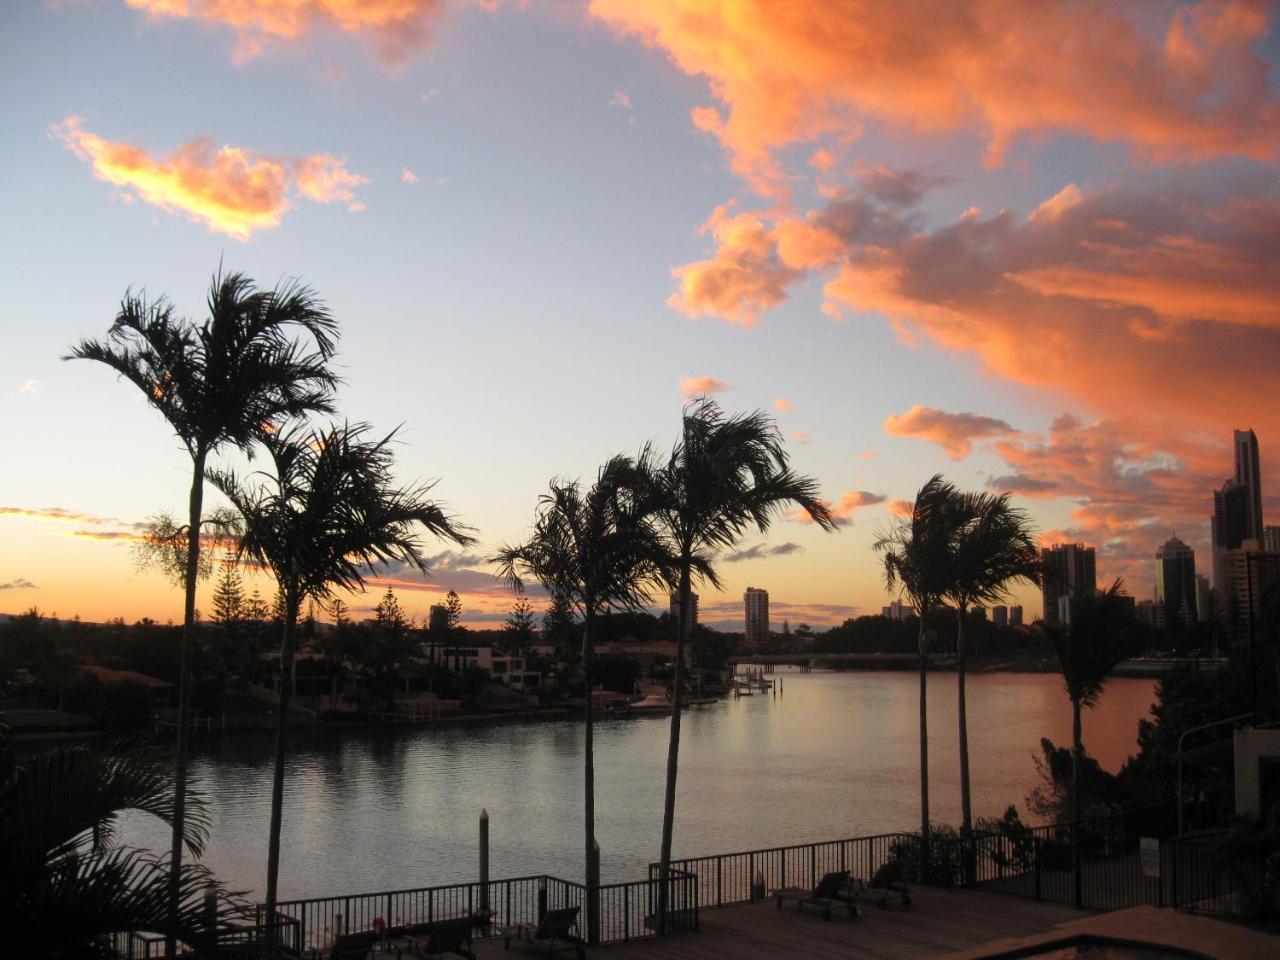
[1215,811,1280,922]
[505,595,537,653]
[889,823,964,887]
[542,592,580,667]
[1051,579,1136,709]
[594,653,642,694]
[1027,737,1121,824]
[0,733,241,956]
[975,806,1036,874]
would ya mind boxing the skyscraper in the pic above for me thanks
[669,590,699,634]
[1195,574,1213,623]
[1212,429,1264,595]
[1041,543,1097,626]
[744,587,769,645]
[1010,605,1023,626]
[1265,526,1280,553]
[992,605,1008,628]
[1155,535,1197,629]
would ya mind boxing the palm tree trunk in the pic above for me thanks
[957,603,973,884]
[1071,696,1083,909]
[582,606,599,946]
[264,588,299,939]
[917,610,930,883]
[657,562,691,934]
[166,445,206,960]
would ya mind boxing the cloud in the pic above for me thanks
[402,167,420,185]
[680,375,731,398]
[591,0,1280,192]
[0,578,37,590]
[886,499,913,518]
[859,450,878,460]
[124,0,450,65]
[53,117,368,241]
[670,204,801,325]
[723,541,804,563]
[608,89,632,110]
[791,489,884,527]
[883,405,1016,459]
[773,397,794,413]
[19,379,41,396]
[1,506,129,525]
[791,430,810,445]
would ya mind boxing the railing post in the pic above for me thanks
[810,844,816,887]
[624,883,630,942]
[1034,838,1042,902]
[749,853,757,901]
[716,857,722,908]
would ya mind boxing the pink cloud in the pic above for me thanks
[791,489,885,527]
[125,0,450,65]
[53,117,368,240]
[680,375,732,398]
[884,405,1016,459]
[773,397,795,412]
[591,1,1280,193]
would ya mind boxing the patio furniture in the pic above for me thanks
[859,861,911,909]
[405,916,474,960]
[499,906,585,959]
[327,931,380,960]
[772,869,856,920]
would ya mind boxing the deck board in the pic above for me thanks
[474,888,1088,960]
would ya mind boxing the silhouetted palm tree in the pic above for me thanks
[641,399,834,931]
[1050,579,1133,907]
[873,475,968,876]
[67,271,339,949]
[493,457,669,944]
[0,732,237,955]
[210,422,473,932]
[946,492,1040,843]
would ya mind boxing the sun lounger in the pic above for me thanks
[858,861,911,908]
[772,869,856,920]
[406,916,475,960]
[499,905,585,959]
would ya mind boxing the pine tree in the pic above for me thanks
[211,562,244,626]
[443,590,463,671]
[505,594,536,653]
[543,591,579,666]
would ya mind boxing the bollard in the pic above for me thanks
[479,809,490,916]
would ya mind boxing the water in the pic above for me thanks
[121,671,1155,901]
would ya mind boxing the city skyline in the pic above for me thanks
[3,3,1280,628]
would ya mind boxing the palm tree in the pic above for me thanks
[66,270,339,950]
[493,457,669,945]
[642,398,834,931]
[873,475,969,878]
[210,422,474,933]
[946,492,1040,853]
[0,731,237,956]
[1050,579,1133,907]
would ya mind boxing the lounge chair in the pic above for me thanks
[407,916,475,960]
[499,905,585,959]
[858,861,911,909]
[326,931,379,960]
[772,869,855,920]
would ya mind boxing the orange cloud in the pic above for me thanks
[125,0,449,65]
[884,405,1015,459]
[886,499,913,518]
[53,118,368,241]
[773,397,794,413]
[680,375,731,398]
[791,489,884,527]
[591,0,1280,192]
[860,450,879,460]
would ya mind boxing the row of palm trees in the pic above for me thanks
[70,272,474,951]
[494,401,835,934]
[874,475,1134,898]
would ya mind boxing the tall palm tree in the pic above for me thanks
[642,398,834,931]
[210,422,474,932]
[873,475,968,878]
[0,731,236,957]
[946,492,1041,852]
[493,457,669,945]
[67,270,339,950]
[1050,579,1133,907]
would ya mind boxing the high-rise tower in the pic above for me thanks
[1155,535,1197,629]
[1211,429,1264,595]
[744,587,769,645]
[1041,543,1097,625]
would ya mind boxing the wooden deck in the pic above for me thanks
[474,888,1088,960]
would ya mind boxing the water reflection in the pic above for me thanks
[120,671,1154,901]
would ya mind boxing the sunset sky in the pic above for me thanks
[2,0,1279,630]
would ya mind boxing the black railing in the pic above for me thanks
[654,833,913,909]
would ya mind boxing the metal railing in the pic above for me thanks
[654,833,913,909]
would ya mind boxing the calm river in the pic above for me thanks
[121,671,1156,900]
